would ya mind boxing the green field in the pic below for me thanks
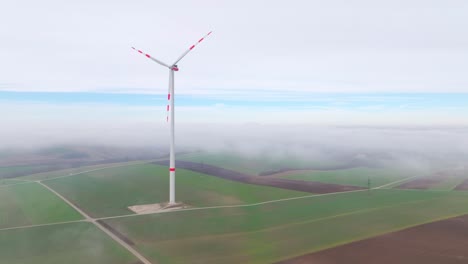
[0,183,82,228]
[43,163,308,217]
[103,189,468,263]
[0,164,51,178]
[178,152,348,175]
[3,158,468,263]
[283,167,425,188]
[0,222,137,264]
[17,160,154,181]
[0,178,28,185]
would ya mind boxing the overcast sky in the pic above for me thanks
[1,0,467,149]
[1,0,468,94]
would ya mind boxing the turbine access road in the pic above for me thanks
[38,182,153,264]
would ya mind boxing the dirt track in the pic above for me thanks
[97,220,136,246]
[278,214,468,264]
[396,172,447,189]
[454,179,468,191]
[154,160,364,194]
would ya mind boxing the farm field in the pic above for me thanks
[43,163,309,218]
[426,177,467,191]
[281,167,423,188]
[102,189,468,264]
[0,178,28,185]
[280,213,468,264]
[17,159,155,181]
[0,164,51,179]
[178,152,350,175]
[154,160,364,194]
[2,158,468,264]
[395,169,468,191]
[3,0,468,262]
[0,222,137,264]
[0,182,82,229]
[455,178,468,191]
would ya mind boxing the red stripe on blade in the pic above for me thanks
[189,45,195,50]
[145,54,150,58]
[198,38,204,42]
[167,105,169,111]
[168,94,171,100]
[169,168,175,172]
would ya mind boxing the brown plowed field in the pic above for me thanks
[260,169,315,178]
[454,179,468,191]
[278,214,468,264]
[396,172,447,189]
[154,160,364,194]
[257,159,367,176]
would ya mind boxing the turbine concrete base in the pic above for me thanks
[128,202,187,214]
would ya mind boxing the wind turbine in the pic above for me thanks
[132,31,212,205]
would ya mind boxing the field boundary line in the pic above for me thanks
[100,189,374,220]
[98,189,368,221]
[38,181,153,264]
[38,182,93,220]
[374,175,421,189]
[377,188,468,194]
[6,178,31,182]
[0,181,36,189]
[152,196,444,243]
[275,210,468,263]
[0,220,86,232]
[1,189,462,233]
[41,159,158,182]
[446,178,467,191]
[0,189,368,232]
[99,173,419,221]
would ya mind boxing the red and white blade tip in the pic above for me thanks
[189,31,213,50]
[131,46,170,68]
[131,47,145,55]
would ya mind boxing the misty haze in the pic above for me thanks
[1,0,468,263]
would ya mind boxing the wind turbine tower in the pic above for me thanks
[132,31,212,205]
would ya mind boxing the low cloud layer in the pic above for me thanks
[2,115,467,169]
[1,97,467,176]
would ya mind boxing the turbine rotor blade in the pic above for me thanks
[131,47,171,68]
[172,31,212,66]
[166,83,170,122]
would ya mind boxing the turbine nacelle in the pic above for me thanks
[171,65,179,71]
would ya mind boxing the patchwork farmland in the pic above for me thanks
[2,153,468,263]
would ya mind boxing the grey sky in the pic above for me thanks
[1,0,468,94]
